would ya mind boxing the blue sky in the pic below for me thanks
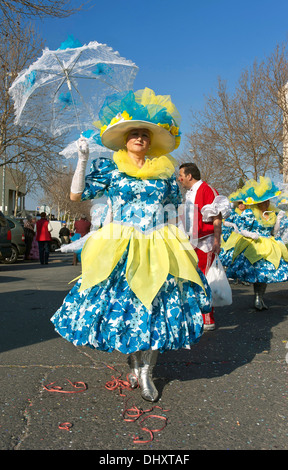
[27,0,288,208]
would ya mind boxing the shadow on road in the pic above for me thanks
[154,283,288,397]
[0,288,64,353]
[1,260,287,393]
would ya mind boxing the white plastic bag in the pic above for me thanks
[206,255,232,306]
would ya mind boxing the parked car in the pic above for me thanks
[0,211,12,261]
[3,216,26,264]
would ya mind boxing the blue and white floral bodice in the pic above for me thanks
[237,208,275,238]
[222,209,242,242]
[81,158,182,232]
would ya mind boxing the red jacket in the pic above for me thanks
[74,219,91,237]
[193,181,219,239]
[36,219,52,242]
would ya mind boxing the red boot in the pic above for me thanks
[202,308,215,331]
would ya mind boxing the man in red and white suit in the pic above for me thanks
[178,163,230,330]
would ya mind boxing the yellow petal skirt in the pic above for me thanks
[73,223,205,310]
[222,231,288,269]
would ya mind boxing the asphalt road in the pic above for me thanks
[0,251,287,453]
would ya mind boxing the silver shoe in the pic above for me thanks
[139,350,159,402]
[254,283,268,310]
[127,351,142,388]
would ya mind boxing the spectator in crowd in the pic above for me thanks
[72,214,91,265]
[24,215,36,260]
[59,222,70,245]
[36,212,53,265]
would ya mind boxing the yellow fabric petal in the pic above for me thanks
[222,232,244,252]
[276,239,288,262]
[162,225,203,283]
[226,232,288,269]
[243,238,280,268]
[126,230,170,309]
[78,224,132,292]
[232,236,252,261]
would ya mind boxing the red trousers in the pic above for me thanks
[195,248,215,326]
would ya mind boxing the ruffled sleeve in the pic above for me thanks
[201,195,231,222]
[81,158,116,201]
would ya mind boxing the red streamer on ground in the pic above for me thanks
[122,398,170,444]
[104,364,136,397]
[43,378,87,394]
[105,365,170,443]
[58,422,73,431]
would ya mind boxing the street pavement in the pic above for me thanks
[0,251,287,452]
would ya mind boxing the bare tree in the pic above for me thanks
[0,1,88,55]
[184,49,287,194]
[41,164,91,222]
[0,0,85,31]
[0,20,68,213]
[261,42,288,183]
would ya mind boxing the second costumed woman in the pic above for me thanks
[51,88,212,402]
[220,177,288,310]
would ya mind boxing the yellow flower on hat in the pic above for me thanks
[170,125,179,136]
[245,197,254,204]
[157,123,170,131]
[100,124,107,136]
[110,116,121,126]
[121,111,132,121]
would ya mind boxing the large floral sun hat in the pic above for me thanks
[93,87,181,156]
[229,176,281,205]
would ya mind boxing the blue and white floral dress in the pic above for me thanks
[51,157,212,354]
[221,207,288,284]
[219,209,242,268]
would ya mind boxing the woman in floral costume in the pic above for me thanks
[220,177,288,310]
[51,88,212,401]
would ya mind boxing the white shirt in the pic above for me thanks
[185,180,203,204]
[184,180,214,253]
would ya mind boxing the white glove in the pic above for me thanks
[76,136,89,159]
[278,210,286,219]
[240,229,259,240]
[70,137,89,194]
[223,221,239,233]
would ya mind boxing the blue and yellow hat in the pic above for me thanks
[229,176,281,205]
[93,88,181,156]
[275,192,288,210]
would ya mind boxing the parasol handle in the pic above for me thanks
[64,69,72,91]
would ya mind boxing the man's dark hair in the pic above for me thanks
[179,163,201,180]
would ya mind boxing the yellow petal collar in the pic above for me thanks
[113,149,177,179]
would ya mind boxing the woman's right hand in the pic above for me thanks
[77,136,89,161]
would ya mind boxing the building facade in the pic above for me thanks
[0,166,26,215]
